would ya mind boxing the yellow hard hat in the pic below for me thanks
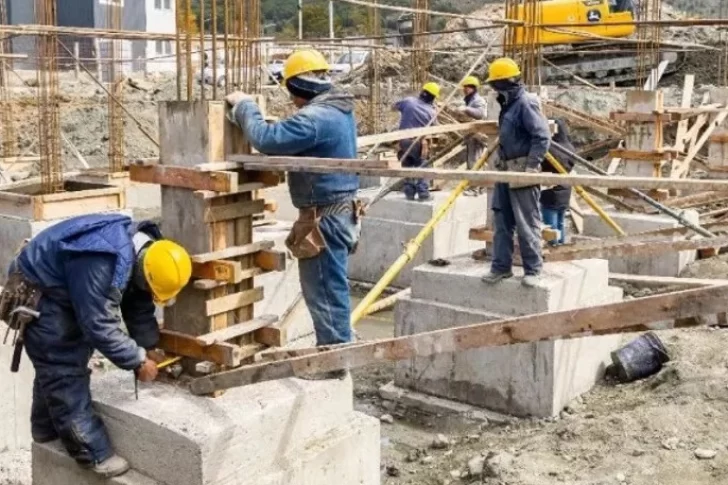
[486,57,521,83]
[461,76,480,88]
[142,240,192,305]
[422,82,441,98]
[283,49,330,83]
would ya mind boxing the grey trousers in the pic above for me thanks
[465,137,486,169]
[490,183,543,275]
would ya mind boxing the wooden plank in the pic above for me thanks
[608,273,727,288]
[610,111,680,122]
[39,188,125,221]
[158,329,243,367]
[204,199,265,223]
[708,132,728,143]
[188,284,728,394]
[196,161,243,172]
[192,267,263,289]
[205,287,264,317]
[254,326,288,347]
[608,149,676,162]
[228,154,397,169]
[192,260,243,283]
[356,121,498,148]
[195,183,266,199]
[673,74,694,156]
[196,315,279,346]
[240,162,728,191]
[682,105,728,171]
[254,250,287,271]
[129,164,238,192]
[191,241,275,264]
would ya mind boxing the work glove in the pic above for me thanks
[225,91,255,107]
[136,358,159,382]
[525,166,541,174]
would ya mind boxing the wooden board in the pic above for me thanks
[608,149,677,162]
[240,162,728,192]
[196,315,279,346]
[129,165,238,193]
[0,185,124,221]
[204,199,265,223]
[228,154,397,169]
[253,326,288,347]
[158,329,244,367]
[356,121,498,148]
[254,250,287,272]
[192,260,243,283]
[192,267,263,289]
[188,284,728,394]
[205,287,265,316]
[191,241,275,264]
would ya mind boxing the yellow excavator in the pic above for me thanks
[508,0,680,84]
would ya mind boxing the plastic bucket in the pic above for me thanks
[610,332,670,382]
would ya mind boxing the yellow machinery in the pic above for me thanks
[510,0,635,45]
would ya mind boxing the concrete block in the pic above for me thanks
[124,182,161,220]
[349,190,487,288]
[394,291,622,417]
[0,328,33,453]
[410,255,609,316]
[582,210,699,276]
[55,371,378,485]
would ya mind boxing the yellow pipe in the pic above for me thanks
[544,152,626,236]
[359,288,411,318]
[350,140,500,327]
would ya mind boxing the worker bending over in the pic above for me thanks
[481,58,551,288]
[393,82,440,201]
[541,119,575,245]
[226,50,360,378]
[0,214,192,477]
[456,76,487,169]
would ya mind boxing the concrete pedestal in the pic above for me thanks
[32,372,380,485]
[582,210,699,277]
[349,189,487,288]
[0,332,33,453]
[391,255,623,417]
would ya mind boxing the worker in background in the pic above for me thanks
[0,214,192,477]
[393,82,440,201]
[481,57,551,288]
[226,50,360,379]
[456,75,487,196]
[541,119,575,245]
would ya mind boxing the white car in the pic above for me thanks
[330,51,369,76]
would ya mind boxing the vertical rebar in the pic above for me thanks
[367,0,381,134]
[411,0,429,91]
[0,0,16,158]
[175,0,182,100]
[107,0,124,173]
[35,0,63,194]
[185,0,193,100]
[212,0,218,99]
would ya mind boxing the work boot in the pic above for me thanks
[481,271,513,284]
[90,455,130,478]
[521,274,541,288]
[418,191,431,201]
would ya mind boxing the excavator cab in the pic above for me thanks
[507,0,636,46]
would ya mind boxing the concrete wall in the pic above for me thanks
[0,334,33,453]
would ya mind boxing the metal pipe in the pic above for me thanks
[551,141,716,238]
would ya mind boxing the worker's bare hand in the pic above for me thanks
[225,91,255,107]
[146,349,166,364]
[137,358,159,382]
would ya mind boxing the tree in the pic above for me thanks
[177,4,200,35]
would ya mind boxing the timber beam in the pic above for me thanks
[189,284,728,394]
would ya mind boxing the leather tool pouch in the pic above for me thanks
[506,157,541,189]
[0,272,42,331]
[286,208,327,260]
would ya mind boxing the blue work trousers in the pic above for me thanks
[298,211,360,346]
[398,144,429,199]
[25,295,114,466]
[491,183,543,276]
[541,205,566,245]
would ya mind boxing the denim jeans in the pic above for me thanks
[298,211,360,346]
[398,146,429,199]
[491,183,543,276]
[541,205,566,245]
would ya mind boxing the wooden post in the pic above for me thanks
[622,90,666,180]
[73,42,80,79]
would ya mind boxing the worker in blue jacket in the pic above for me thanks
[0,213,192,477]
[481,58,551,288]
[226,50,360,378]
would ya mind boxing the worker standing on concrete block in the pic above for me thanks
[226,50,360,378]
[0,214,192,478]
[393,82,440,201]
[481,57,551,288]
[541,119,575,245]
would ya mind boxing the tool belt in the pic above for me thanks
[495,156,542,189]
[286,199,363,260]
[0,271,42,332]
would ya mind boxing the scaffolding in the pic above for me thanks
[0,0,16,159]
[107,0,124,173]
[367,0,381,134]
[411,0,429,91]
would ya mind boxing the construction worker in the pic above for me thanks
[456,75,487,169]
[0,214,192,478]
[393,82,440,201]
[225,50,360,376]
[481,57,551,288]
[541,119,575,245]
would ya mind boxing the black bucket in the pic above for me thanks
[610,332,670,382]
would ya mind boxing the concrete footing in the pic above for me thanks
[349,189,487,288]
[32,371,380,485]
[390,255,623,417]
[582,209,699,276]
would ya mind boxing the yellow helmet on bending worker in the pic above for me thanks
[486,57,522,83]
[142,240,192,305]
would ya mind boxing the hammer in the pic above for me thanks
[9,306,40,373]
